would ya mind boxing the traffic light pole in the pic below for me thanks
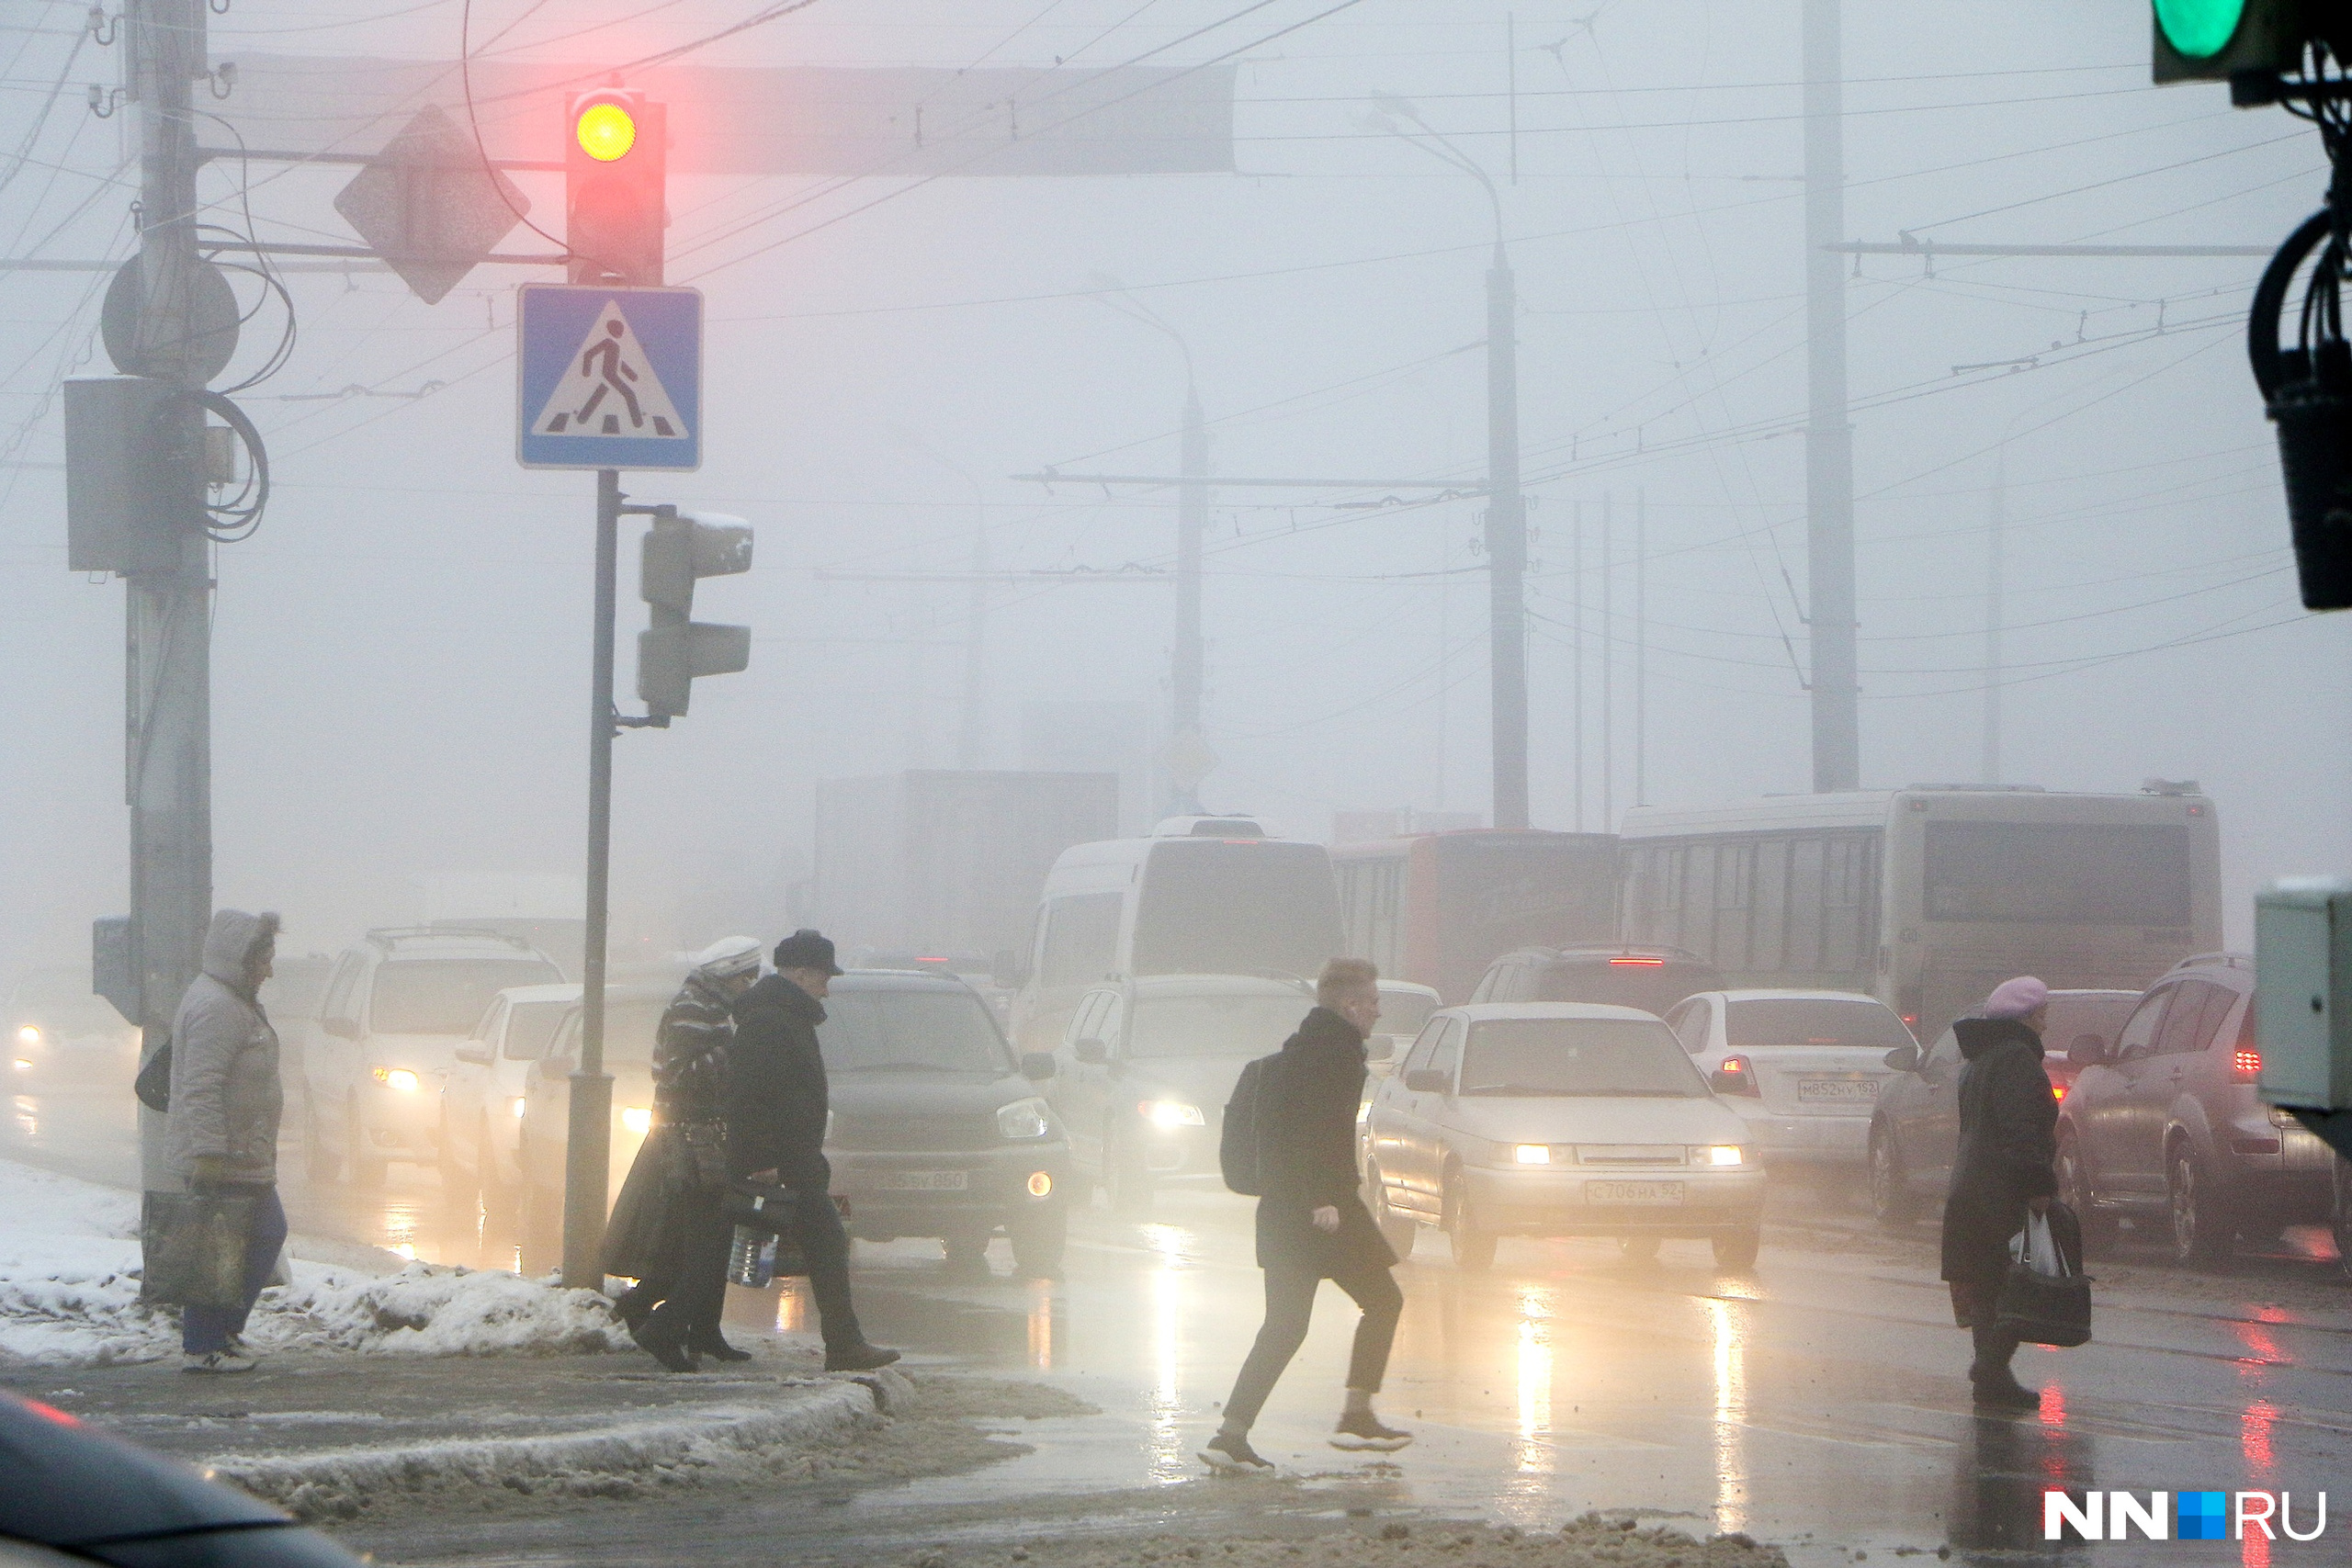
[127,0,215,1195]
[561,467,621,1291]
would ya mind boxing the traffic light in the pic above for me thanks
[638,506,752,719]
[2153,0,2347,87]
[566,87,665,286]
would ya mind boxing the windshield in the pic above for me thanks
[502,999,573,1060]
[1460,1018,1709,1098]
[1535,961,1720,1016]
[1725,998,1914,1051]
[1129,993,1311,1057]
[1132,841,1342,979]
[1924,820,2192,925]
[370,959,562,1035]
[549,999,665,1064]
[1377,991,1441,1039]
[820,989,1012,1074]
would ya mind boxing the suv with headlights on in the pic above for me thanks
[303,929,564,1186]
[1049,973,1321,1217]
[820,971,1069,1279]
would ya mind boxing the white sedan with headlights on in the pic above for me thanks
[440,983,579,1223]
[1363,1003,1767,1270]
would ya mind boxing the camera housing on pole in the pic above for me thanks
[638,506,752,721]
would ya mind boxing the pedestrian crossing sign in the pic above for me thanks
[516,283,702,470]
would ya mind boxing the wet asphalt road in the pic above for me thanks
[9,1064,2352,1566]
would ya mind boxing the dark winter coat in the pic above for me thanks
[1939,1016,2059,1287]
[1252,1006,1398,1277]
[163,910,282,1188]
[652,970,736,1122]
[727,975,831,1190]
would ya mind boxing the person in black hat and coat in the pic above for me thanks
[728,929,899,1373]
[1200,956,1409,1473]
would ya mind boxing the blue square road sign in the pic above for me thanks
[516,284,702,471]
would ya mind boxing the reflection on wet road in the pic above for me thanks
[12,1070,2352,1563]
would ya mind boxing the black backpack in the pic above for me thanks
[1219,1053,1283,1197]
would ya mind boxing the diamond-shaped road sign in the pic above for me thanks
[334,104,526,305]
[517,284,702,471]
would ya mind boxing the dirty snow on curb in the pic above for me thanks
[0,1158,628,1366]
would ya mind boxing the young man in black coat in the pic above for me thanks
[728,929,899,1373]
[1201,957,1409,1473]
[1939,975,2058,1409]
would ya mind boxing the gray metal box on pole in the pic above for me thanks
[64,377,179,575]
[2255,876,2352,1111]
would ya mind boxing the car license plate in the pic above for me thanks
[1799,1077,1879,1104]
[1588,1180,1683,1205]
[879,1169,968,1191]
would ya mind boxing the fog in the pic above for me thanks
[3,0,2345,970]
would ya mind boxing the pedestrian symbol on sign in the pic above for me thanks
[531,300,688,440]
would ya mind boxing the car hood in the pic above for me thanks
[366,1032,471,1071]
[830,1071,1040,1118]
[1440,1095,1749,1145]
[1116,1054,1256,1114]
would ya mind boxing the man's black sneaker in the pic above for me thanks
[688,1333,753,1363]
[1199,1431,1275,1473]
[1330,1412,1414,1451]
[824,1341,903,1372]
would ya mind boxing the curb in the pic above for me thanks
[209,1369,912,1516]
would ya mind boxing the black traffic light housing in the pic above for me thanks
[2154,0,2352,94]
[566,87,666,287]
[639,506,752,719]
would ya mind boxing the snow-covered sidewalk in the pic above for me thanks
[0,1156,628,1366]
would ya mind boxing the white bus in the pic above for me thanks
[1618,785,2221,1041]
[1010,817,1344,1053]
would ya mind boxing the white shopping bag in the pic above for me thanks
[2008,1211,2062,1277]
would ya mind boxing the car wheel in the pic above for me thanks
[942,1226,993,1278]
[1104,1124,1153,1219]
[437,1113,475,1212]
[1711,1225,1762,1270]
[1009,1206,1067,1280]
[1620,1235,1661,1262]
[1867,1122,1918,1229]
[2056,1132,2114,1255]
[2167,1142,2227,1268]
[348,1096,387,1189]
[2332,1158,2352,1284]
[1367,1164,1417,1260]
[1443,1168,1495,1272]
[304,1101,341,1186]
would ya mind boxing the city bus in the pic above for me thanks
[1617,784,2221,1040]
[1010,817,1344,1053]
[1330,829,1621,1003]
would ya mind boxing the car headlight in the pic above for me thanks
[998,1096,1054,1139]
[1510,1143,1553,1166]
[511,1096,528,1120]
[621,1106,651,1135]
[16,1026,39,1046]
[372,1066,420,1093]
[1137,1099,1204,1130]
[1693,1145,1744,1167]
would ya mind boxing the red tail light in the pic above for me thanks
[2234,1047,2262,1081]
[1900,1014,1918,1029]
[1609,955,1666,967]
[1714,1054,1760,1096]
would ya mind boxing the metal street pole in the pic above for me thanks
[1172,386,1207,814]
[1486,243,1530,831]
[1804,0,1860,793]
[1981,444,2007,787]
[128,0,214,1196]
[562,468,620,1289]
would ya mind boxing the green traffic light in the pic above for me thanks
[2154,0,2247,58]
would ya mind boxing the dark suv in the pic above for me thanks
[2058,954,2335,1264]
[1470,945,1724,1017]
[820,972,1070,1279]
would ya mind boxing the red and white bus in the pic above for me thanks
[1330,829,1621,1003]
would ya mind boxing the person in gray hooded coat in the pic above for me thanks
[164,909,286,1372]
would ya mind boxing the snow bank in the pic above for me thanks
[0,1158,626,1366]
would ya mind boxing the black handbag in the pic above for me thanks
[1996,1201,2092,1348]
[134,1040,172,1113]
[140,1190,255,1310]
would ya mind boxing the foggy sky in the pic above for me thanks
[2,0,2343,971]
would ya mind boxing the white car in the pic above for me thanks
[441,983,580,1219]
[1663,989,1917,1164]
[1364,1003,1767,1270]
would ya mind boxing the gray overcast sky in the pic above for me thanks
[0,0,2340,965]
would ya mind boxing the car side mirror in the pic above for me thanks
[2067,1034,2109,1066]
[454,1041,492,1067]
[1402,1067,1449,1094]
[322,1018,357,1041]
[1020,1051,1057,1081]
[1073,1038,1108,1066]
[1883,1043,1919,1073]
[1363,1035,1396,1064]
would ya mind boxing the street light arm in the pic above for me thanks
[1374,118,1504,249]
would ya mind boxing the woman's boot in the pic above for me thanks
[1970,1325,2038,1409]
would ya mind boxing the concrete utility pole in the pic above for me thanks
[1981,445,2007,787]
[128,0,214,1192]
[958,523,990,769]
[1804,0,1860,793]
[1487,243,1531,831]
[1172,385,1207,814]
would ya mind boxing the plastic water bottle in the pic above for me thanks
[727,1224,777,1289]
